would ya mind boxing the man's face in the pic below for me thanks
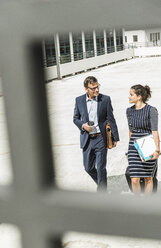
[85,82,100,99]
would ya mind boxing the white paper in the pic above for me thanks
[136,134,156,157]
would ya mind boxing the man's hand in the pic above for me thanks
[112,141,117,148]
[82,123,94,132]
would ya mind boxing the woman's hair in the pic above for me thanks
[131,84,152,103]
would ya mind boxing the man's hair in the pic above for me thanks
[84,76,98,88]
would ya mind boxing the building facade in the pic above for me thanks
[125,28,161,47]
[43,29,124,67]
[43,28,126,80]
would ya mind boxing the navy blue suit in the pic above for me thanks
[73,93,119,190]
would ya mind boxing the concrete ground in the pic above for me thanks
[1,57,161,247]
[46,56,161,192]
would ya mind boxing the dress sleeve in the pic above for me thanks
[150,107,158,131]
[126,108,132,131]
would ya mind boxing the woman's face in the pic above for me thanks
[129,88,142,104]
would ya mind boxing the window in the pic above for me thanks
[96,30,105,56]
[59,34,71,64]
[85,32,94,58]
[45,38,56,67]
[158,32,160,41]
[72,33,83,61]
[125,36,127,42]
[116,29,123,51]
[106,30,114,53]
[150,32,160,42]
[133,35,138,42]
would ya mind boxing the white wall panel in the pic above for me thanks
[45,49,134,81]
[134,47,161,57]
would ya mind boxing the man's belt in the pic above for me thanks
[89,132,102,138]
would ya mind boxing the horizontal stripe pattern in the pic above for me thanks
[126,104,158,178]
[128,131,157,178]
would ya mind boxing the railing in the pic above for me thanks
[74,52,84,61]
[45,42,160,67]
[97,47,105,56]
[117,44,124,51]
[125,41,161,48]
[44,48,134,81]
[45,57,56,67]
[86,50,95,58]
[60,54,71,64]
[44,44,125,66]
[107,45,115,53]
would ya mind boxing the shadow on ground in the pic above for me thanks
[107,174,161,194]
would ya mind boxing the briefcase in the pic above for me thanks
[106,122,113,149]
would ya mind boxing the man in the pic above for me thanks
[73,76,119,191]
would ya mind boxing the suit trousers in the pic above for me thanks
[83,135,107,190]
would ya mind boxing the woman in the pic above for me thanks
[126,84,160,194]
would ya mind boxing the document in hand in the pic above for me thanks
[134,134,157,161]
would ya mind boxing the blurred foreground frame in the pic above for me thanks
[1,1,161,248]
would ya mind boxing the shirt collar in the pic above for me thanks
[86,94,98,102]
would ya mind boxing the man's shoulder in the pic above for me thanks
[75,94,86,102]
[99,93,110,101]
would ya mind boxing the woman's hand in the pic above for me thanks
[151,151,160,160]
[151,131,160,159]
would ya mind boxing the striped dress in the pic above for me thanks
[126,104,158,178]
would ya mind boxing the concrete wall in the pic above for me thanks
[134,46,161,57]
[45,49,134,81]
[125,30,147,44]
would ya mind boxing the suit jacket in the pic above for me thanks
[73,93,119,149]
